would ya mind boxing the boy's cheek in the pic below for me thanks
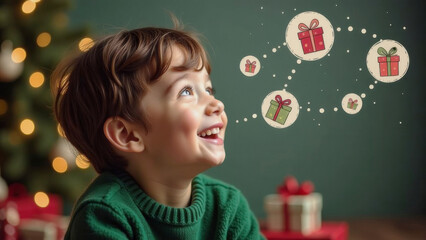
[178,108,201,133]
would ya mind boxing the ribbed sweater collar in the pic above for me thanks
[115,171,206,226]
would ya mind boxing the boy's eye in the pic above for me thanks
[179,86,194,97]
[206,87,216,96]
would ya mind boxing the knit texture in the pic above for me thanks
[65,171,265,240]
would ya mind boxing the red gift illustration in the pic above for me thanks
[245,59,256,73]
[377,47,399,76]
[297,19,325,54]
[347,98,358,110]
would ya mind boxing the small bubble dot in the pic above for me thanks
[261,6,263,10]
[399,121,402,124]
[337,89,339,91]
[272,48,277,53]
[297,59,302,64]
[284,84,288,87]
[252,114,257,119]
[361,28,367,34]
[373,34,377,38]
[236,120,239,123]
[299,106,303,109]
[334,107,338,112]
[282,11,284,14]
[288,76,292,80]
[319,108,325,113]
[402,92,404,95]
[336,27,341,32]
[291,69,296,74]
[278,46,281,49]
[390,24,392,27]
[318,123,321,126]
[347,16,350,20]
[369,84,374,89]
[348,26,354,31]
[403,26,406,30]
[243,118,248,122]
[373,102,376,104]
[273,74,276,77]
[263,54,267,58]
[307,108,311,112]
[359,68,362,71]
[374,81,378,84]
[347,49,350,53]
[361,93,366,98]
[294,8,296,11]
[307,102,310,105]
[283,42,287,46]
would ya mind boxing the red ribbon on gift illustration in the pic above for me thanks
[245,59,256,73]
[298,19,320,52]
[277,176,314,232]
[348,98,358,109]
[273,95,291,121]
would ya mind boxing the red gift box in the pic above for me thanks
[0,184,62,219]
[245,59,256,73]
[262,222,348,240]
[377,47,400,76]
[297,19,325,54]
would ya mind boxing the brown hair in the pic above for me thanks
[51,26,211,173]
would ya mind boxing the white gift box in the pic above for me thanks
[264,193,322,234]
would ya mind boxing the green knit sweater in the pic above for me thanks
[65,171,265,240]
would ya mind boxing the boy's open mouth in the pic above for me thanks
[197,127,220,139]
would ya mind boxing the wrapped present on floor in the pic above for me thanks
[265,95,292,125]
[0,184,64,240]
[264,176,323,235]
[346,98,358,110]
[245,59,257,73]
[18,214,69,240]
[0,203,20,240]
[298,19,325,54]
[0,183,62,219]
[377,47,400,76]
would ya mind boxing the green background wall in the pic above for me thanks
[68,0,425,219]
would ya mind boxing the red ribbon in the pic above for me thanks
[246,59,256,65]
[298,19,320,52]
[298,19,319,32]
[277,176,314,231]
[273,95,291,121]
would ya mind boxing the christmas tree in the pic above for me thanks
[0,0,96,211]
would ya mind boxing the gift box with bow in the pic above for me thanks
[245,59,256,73]
[265,95,292,125]
[377,47,399,77]
[346,98,358,110]
[297,19,325,54]
[264,176,323,234]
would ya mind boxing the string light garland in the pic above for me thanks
[78,37,94,52]
[34,192,49,208]
[36,32,51,47]
[20,119,35,135]
[52,157,68,173]
[29,71,45,88]
[11,48,26,63]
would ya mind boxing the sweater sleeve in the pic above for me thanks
[65,201,133,240]
[228,192,266,240]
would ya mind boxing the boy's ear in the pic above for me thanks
[103,117,145,153]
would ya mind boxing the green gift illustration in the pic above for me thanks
[265,95,292,125]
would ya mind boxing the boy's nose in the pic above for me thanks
[205,97,225,116]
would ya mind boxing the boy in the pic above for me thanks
[51,25,265,239]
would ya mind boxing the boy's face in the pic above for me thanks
[138,46,227,173]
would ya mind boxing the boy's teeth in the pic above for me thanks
[199,127,220,137]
